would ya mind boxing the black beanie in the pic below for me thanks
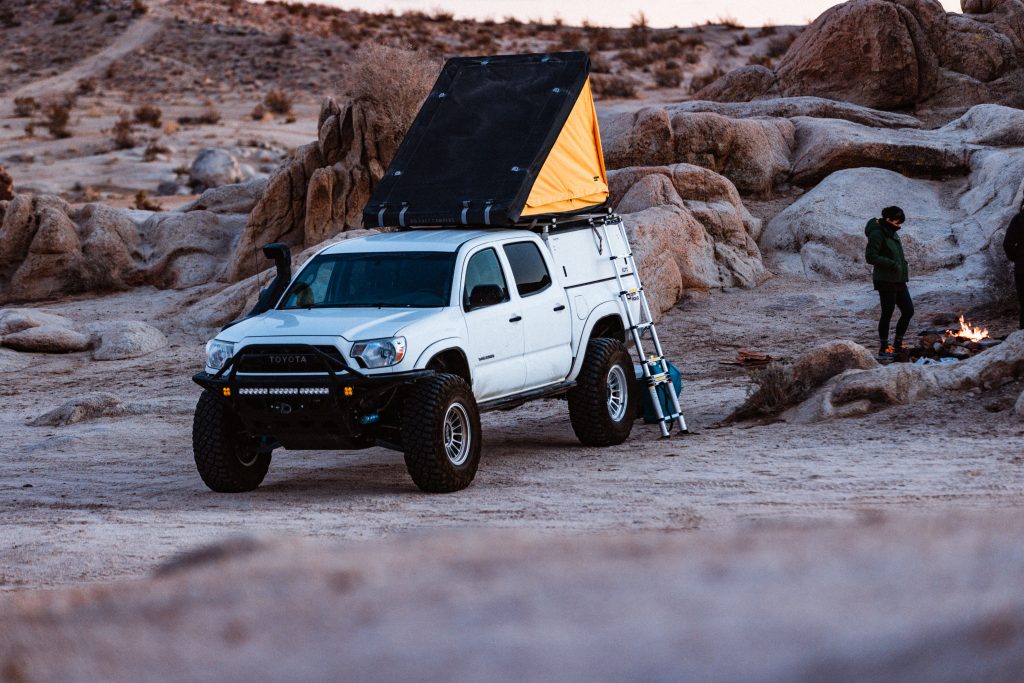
[881,206,906,222]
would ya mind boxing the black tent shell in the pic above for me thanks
[362,51,603,230]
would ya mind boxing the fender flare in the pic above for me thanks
[414,337,470,376]
[568,302,627,380]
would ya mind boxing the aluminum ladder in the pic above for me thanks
[599,219,688,437]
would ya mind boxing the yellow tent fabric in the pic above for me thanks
[521,78,609,216]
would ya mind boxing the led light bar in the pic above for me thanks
[235,387,331,396]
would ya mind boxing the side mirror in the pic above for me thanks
[467,284,504,310]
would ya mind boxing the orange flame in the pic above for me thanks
[946,315,990,342]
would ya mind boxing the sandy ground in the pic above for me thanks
[3,276,1022,591]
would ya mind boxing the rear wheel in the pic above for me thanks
[568,338,636,446]
[401,373,482,493]
[192,390,271,492]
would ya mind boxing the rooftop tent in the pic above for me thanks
[362,51,609,229]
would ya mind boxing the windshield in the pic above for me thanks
[279,251,457,309]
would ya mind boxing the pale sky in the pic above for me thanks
[303,0,965,28]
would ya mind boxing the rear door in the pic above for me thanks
[460,247,525,400]
[501,240,572,390]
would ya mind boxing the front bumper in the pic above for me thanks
[192,344,433,450]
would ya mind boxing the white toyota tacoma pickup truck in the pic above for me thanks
[192,217,643,493]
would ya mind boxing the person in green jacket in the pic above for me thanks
[865,206,913,358]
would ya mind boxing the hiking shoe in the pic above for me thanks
[878,344,894,361]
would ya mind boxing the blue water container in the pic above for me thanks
[635,362,683,424]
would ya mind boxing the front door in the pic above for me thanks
[461,247,525,400]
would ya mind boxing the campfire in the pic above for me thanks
[912,315,1001,364]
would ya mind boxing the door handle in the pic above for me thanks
[553,304,566,312]
[509,315,522,323]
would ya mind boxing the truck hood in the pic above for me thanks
[217,308,443,344]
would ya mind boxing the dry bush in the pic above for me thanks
[767,32,798,58]
[134,190,161,211]
[586,25,613,50]
[134,104,162,128]
[748,54,774,67]
[263,88,293,115]
[53,6,76,25]
[589,52,612,74]
[653,62,684,88]
[628,12,650,48]
[590,73,639,99]
[758,23,778,37]
[77,77,97,95]
[713,14,744,29]
[14,97,38,117]
[177,102,221,126]
[560,30,582,50]
[690,66,725,93]
[340,45,440,141]
[618,48,653,69]
[277,29,293,46]
[250,103,268,121]
[142,140,170,162]
[731,363,808,420]
[131,0,148,15]
[684,50,701,65]
[111,112,137,149]
[736,32,752,46]
[43,102,72,139]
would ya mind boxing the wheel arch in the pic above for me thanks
[568,303,629,380]
[418,342,472,385]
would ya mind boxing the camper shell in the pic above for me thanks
[190,52,660,494]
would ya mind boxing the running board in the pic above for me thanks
[478,381,576,413]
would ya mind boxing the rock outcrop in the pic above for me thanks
[225,97,402,282]
[788,330,1024,422]
[89,321,168,361]
[189,148,243,189]
[2,325,91,353]
[607,164,767,314]
[696,0,1024,117]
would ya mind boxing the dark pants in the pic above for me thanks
[876,282,914,343]
[1016,266,1024,329]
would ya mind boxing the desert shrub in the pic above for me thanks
[131,0,148,15]
[767,32,798,58]
[24,122,35,137]
[177,102,221,125]
[560,30,582,50]
[758,23,778,37]
[250,103,267,120]
[134,190,161,211]
[684,50,701,65]
[618,48,652,69]
[586,25,613,50]
[340,45,440,143]
[142,140,170,162]
[77,77,97,95]
[748,54,773,68]
[628,12,650,48]
[736,32,752,46]
[278,29,293,46]
[713,14,743,29]
[589,52,612,74]
[134,104,162,127]
[590,73,639,99]
[658,38,686,59]
[111,112,137,149]
[263,88,293,115]
[689,66,724,93]
[14,97,38,117]
[43,102,72,139]
[653,62,683,88]
[53,6,76,25]
[731,363,808,420]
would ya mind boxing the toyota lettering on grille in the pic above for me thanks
[269,355,308,365]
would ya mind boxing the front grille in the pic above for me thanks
[235,345,346,374]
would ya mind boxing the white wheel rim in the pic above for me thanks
[443,402,472,466]
[607,365,628,422]
[236,449,260,467]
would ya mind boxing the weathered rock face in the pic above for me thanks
[697,0,1024,117]
[189,148,243,189]
[695,65,779,103]
[226,98,402,282]
[663,96,923,129]
[608,164,766,315]
[88,321,168,361]
[138,211,246,289]
[0,308,73,336]
[602,109,795,195]
[2,325,91,353]
[180,178,268,215]
[29,392,126,426]
[762,141,1024,289]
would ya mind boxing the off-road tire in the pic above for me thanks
[568,338,636,446]
[192,390,271,492]
[401,373,482,493]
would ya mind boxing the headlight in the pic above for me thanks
[350,337,406,368]
[205,339,235,371]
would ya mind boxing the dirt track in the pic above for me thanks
[3,277,1023,591]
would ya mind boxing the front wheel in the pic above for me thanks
[192,390,271,492]
[401,373,482,493]
[568,338,636,446]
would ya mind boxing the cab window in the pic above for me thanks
[463,248,510,311]
[503,241,552,296]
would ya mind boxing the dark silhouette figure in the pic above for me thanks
[1005,200,1024,330]
[865,206,914,358]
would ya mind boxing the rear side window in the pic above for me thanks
[503,242,552,296]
